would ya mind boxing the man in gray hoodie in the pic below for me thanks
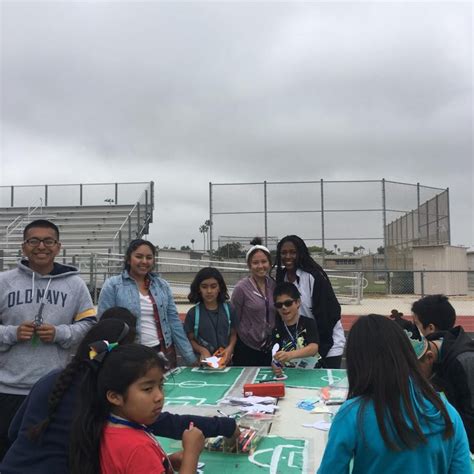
[0,219,96,459]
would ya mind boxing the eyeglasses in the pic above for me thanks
[24,238,58,247]
[274,299,296,309]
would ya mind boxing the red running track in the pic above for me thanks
[179,313,474,333]
[340,314,474,332]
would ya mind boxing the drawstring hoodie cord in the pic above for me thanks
[31,272,52,327]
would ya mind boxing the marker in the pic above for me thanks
[242,430,256,452]
[272,359,283,368]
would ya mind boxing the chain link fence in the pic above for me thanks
[208,179,449,259]
[1,253,471,314]
[0,182,153,208]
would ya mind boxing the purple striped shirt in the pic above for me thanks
[231,276,276,351]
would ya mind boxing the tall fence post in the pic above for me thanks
[10,186,14,207]
[150,181,155,218]
[79,184,83,206]
[382,179,388,293]
[145,189,149,222]
[115,183,118,205]
[420,270,425,297]
[446,187,451,245]
[209,182,213,253]
[93,254,98,304]
[89,253,94,301]
[44,185,48,206]
[435,193,440,244]
[263,180,268,247]
[320,179,325,266]
[417,182,421,244]
[136,202,141,237]
[356,272,362,304]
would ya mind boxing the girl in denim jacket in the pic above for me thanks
[98,239,196,366]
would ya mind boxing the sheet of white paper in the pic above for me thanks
[240,404,279,414]
[310,405,331,414]
[303,421,332,431]
[271,343,280,357]
[221,396,277,406]
[201,356,220,368]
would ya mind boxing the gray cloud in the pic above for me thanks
[1,1,472,250]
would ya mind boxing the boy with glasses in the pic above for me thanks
[271,282,319,377]
[0,219,96,460]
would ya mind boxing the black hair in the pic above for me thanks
[188,267,229,304]
[28,319,134,441]
[411,294,456,331]
[23,219,60,240]
[273,282,301,301]
[246,237,272,266]
[345,314,453,451]
[273,235,329,282]
[124,239,156,271]
[101,306,138,330]
[70,344,166,474]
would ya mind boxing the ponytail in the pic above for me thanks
[28,359,83,441]
[70,363,108,474]
[28,319,132,444]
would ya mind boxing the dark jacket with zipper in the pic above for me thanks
[428,326,474,453]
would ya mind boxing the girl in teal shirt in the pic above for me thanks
[317,314,471,474]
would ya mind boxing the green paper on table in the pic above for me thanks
[164,367,244,406]
[255,367,348,390]
[157,435,308,473]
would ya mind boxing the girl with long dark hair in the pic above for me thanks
[317,314,471,474]
[1,318,134,473]
[184,267,237,366]
[1,313,237,473]
[70,344,204,474]
[274,235,344,368]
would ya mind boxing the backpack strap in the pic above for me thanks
[194,303,200,338]
[194,302,231,338]
[223,302,231,336]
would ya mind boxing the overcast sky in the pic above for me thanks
[1,1,472,252]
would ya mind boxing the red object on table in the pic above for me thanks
[243,382,285,398]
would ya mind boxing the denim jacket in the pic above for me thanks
[98,270,196,364]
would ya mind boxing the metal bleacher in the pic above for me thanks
[0,182,154,294]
